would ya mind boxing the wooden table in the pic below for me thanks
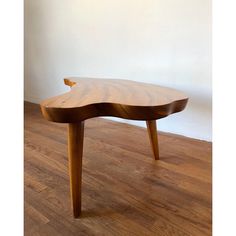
[40,77,188,218]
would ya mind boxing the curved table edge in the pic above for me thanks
[40,98,188,123]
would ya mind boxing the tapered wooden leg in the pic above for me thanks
[68,122,84,218]
[146,120,159,160]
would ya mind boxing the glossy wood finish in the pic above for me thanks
[40,77,188,123]
[25,102,212,236]
[40,77,188,217]
[146,120,159,160]
[41,78,188,217]
[68,123,84,217]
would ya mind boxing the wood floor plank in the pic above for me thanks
[24,102,212,236]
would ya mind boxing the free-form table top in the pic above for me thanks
[40,77,188,123]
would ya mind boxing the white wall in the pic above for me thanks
[24,0,211,141]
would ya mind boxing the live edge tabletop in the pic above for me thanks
[40,77,188,218]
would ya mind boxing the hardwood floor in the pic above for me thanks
[24,102,212,236]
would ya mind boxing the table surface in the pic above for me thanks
[40,77,188,123]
